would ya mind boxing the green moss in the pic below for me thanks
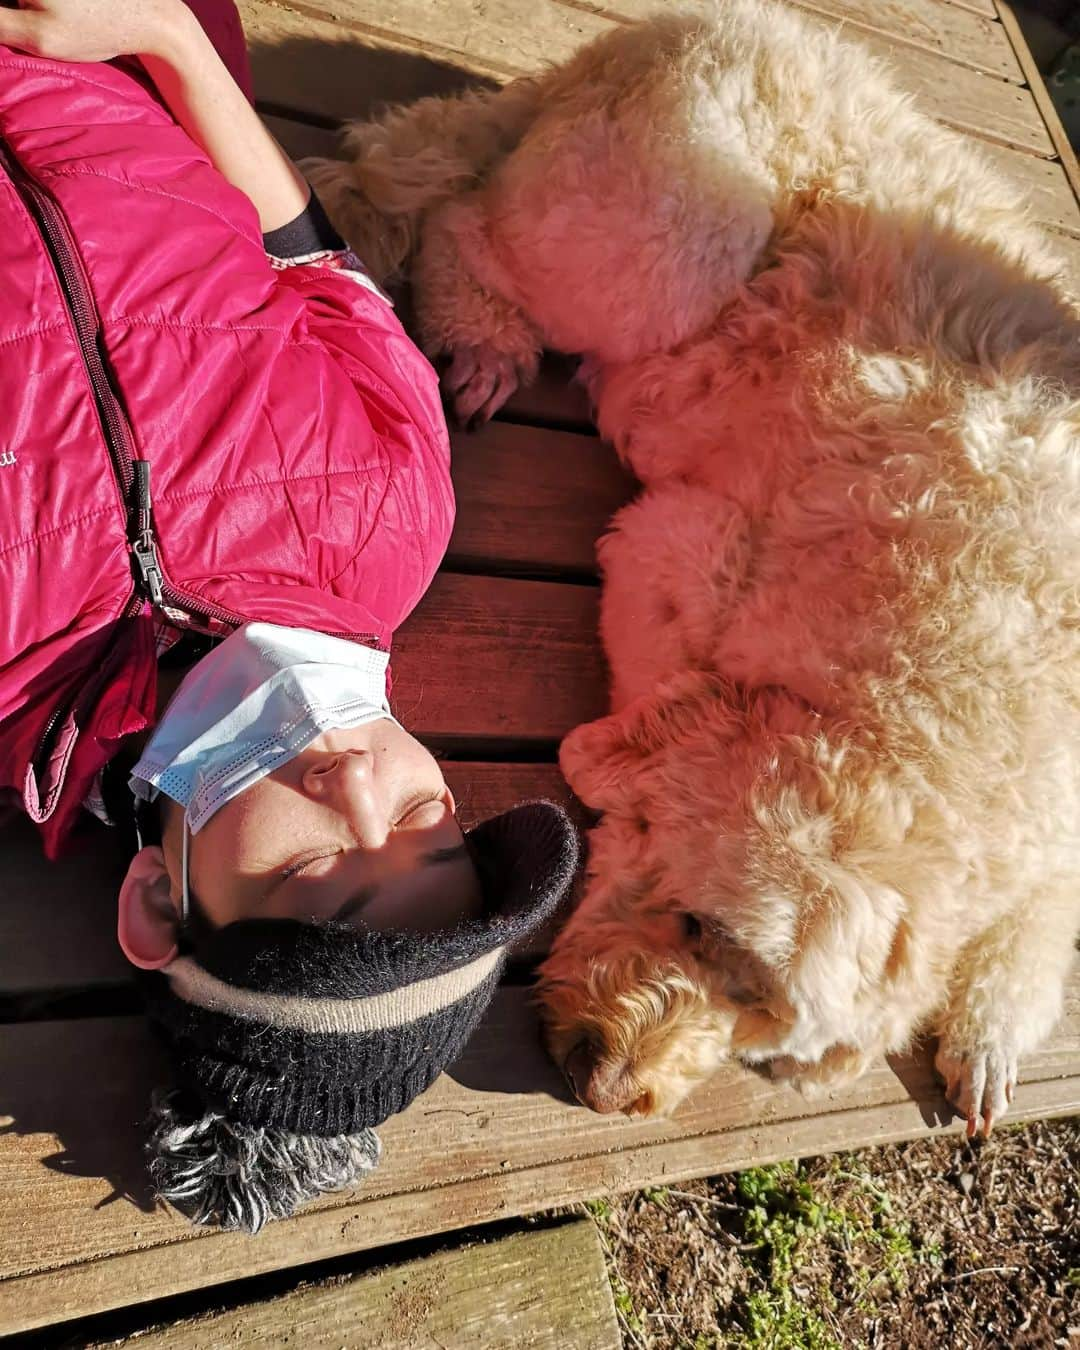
[584,1157,945,1348]
[728,1160,942,1349]
[584,1195,613,1223]
[611,1273,645,1339]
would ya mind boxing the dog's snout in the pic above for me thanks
[563,1038,598,1102]
[563,1038,645,1115]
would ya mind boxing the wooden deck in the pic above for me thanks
[3,0,1080,1339]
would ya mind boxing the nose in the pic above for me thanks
[302,750,387,847]
[563,1039,645,1115]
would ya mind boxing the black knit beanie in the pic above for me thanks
[140,802,578,1136]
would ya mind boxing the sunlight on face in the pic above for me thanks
[161,720,482,933]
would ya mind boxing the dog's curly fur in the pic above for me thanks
[307,0,1080,1133]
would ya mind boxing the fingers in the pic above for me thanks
[0,11,41,54]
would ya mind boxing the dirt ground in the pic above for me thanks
[577,1117,1078,1350]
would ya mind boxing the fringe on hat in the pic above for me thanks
[145,1087,382,1234]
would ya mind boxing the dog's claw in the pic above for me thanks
[935,1037,1018,1139]
[441,345,520,426]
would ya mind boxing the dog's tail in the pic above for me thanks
[301,79,540,285]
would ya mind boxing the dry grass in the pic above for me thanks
[575,1118,1079,1349]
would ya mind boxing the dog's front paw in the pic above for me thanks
[934,1037,1018,1138]
[441,345,520,426]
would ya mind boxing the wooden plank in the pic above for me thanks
[238,0,1054,156]
[0,764,580,999]
[94,1221,619,1350]
[996,0,1080,202]
[392,574,606,746]
[976,137,1080,236]
[794,0,1020,80]
[576,0,1021,82]
[830,22,1051,154]
[447,422,629,576]
[1,980,1077,1333]
[498,355,594,429]
[0,815,132,997]
[1058,236,1080,296]
[946,0,997,22]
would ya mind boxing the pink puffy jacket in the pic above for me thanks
[0,37,454,856]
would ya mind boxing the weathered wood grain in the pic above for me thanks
[571,0,1021,81]
[798,0,1018,78]
[0,764,582,998]
[0,816,132,996]
[447,422,630,576]
[498,356,594,429]
[91,1220,619,1350]
[237,0,1053,156]
[995,0,1080,203]
[975,139,1080,237]
[268,95,1080,248]
[392,574,607,745]
[1,981,1077,1333]
[946,0,997,20]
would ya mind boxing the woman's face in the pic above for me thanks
[160,719,482,933]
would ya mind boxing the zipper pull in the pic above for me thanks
[131,460,165,605]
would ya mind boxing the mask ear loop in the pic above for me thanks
[181,814,192,925]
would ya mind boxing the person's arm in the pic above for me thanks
[0,0,309,233]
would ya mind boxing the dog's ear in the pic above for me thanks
[682,912,784,1009]
[560,671,743,811]
[680,910,795,1055]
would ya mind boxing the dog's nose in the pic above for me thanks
[564,1039,643,1114]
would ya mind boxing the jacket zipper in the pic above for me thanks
[0,135,241,630]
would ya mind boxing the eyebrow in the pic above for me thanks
[330,842,470,922]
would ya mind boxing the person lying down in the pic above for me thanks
[0,0,577,1232]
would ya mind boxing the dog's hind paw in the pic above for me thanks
[441,345,520,426]
[934,1038,1018,1139]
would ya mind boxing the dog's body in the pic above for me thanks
[309,0,1080,1132]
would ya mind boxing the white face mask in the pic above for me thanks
[130,621,396,840]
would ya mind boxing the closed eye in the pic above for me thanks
[276,849,339,885]
[329,842,470,921]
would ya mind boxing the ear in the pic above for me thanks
[560,671,742,810]
[688,914,785,1011]
[117,846,181,971]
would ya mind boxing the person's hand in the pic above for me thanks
[0,0,190,63]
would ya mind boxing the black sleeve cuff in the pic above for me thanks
[263,186,345,258]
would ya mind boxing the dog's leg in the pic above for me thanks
[412,193,543,425]
[934,885,1080,1136]
[302,79,542,289]
[772,1042,881,1099]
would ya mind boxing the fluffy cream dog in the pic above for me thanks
[307,0,1080,1135]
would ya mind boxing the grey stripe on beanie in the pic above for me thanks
[141,802,580,1137]
[164,945,505,1033]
